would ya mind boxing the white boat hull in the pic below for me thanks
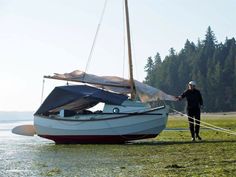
[34,106,169,144]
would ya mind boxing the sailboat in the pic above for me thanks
[13,0,175,144]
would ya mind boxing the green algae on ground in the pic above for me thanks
[1,114,236,177]
[41,168,62,176]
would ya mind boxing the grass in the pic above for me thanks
[124,114,236,177]
[39,114,236,177]
[3,114,236,177]
[163,114,236,141]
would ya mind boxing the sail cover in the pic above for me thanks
[35,85,128,115]
[44,70,176,102]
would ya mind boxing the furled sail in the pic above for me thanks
[44,70,176,102]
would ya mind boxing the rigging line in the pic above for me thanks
[170,107,236,135]
[197,122,236,136]
[185,117,236,136]
[171,108,236,134]
[40,79,45,104]
[172,109,236,135]
[171,108,236,135]
[83,0,108,80]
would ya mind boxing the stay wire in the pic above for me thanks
[40,79,45,104]
[83,0,108,79]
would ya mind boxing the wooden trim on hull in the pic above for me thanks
[39,134,158,144]
[35,106,167,122]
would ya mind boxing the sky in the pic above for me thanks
[0,0,235,111]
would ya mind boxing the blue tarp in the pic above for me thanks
[35,85,128,115]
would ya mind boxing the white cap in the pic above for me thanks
[189,81,196,86]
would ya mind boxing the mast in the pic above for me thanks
[124,0,136,99]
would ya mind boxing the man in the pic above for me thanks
[177,81,203,141]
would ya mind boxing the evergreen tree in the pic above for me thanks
[154,52,162,66]
[144,27,236,112]
[144,57,154,85]
[221,38,236,110]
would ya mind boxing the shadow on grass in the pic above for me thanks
[130,139,236,146]
[33,139,236,147]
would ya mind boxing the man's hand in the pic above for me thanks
[175,96,181,101]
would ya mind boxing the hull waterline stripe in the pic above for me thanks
[39,134,158,144]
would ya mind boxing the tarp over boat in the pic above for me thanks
[44,70,176,102]
[35,85,128,115]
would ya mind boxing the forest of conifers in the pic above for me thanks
[144,26,236,112]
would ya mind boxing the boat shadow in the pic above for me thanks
[43,139,236,146]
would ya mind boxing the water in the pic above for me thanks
[0,112,160,177]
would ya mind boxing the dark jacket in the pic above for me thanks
[181,89,203,109]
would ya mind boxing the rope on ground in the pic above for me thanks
[170,107,236,136]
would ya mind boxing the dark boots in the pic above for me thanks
[190,122,195,141]
[195,122,202,140]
